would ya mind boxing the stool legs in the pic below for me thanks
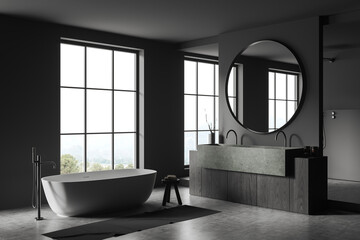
[162,182,182,206]
[174,183,182,205]
[167,184,171,202]
[162,184,170,206]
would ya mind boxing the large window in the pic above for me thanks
[60,41,138,174]
[184,59,219,166]
[268,70,299,132]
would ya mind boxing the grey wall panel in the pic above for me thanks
[324,110,360,181]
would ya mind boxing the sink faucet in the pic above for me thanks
[275,130,287,147]
[226,129,238,145]
[240,134,245,145]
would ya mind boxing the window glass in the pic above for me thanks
[87,47,112,89]
[87,134,112,171]
[60,135,84,174]
[114,91,136,132]
[61,44,85,88]
[86,90,112,133]
[184,61,197,94]
[114,133,135,169]
[198,96,214,131]
[184,95,197,131]
[268,72,275,99]
[61,88,84,134]
[287,75,297,100]
[268,100,275,129]
[184,132,196,165]
[228,68,236,97]
[287,101,297,120]
[275,100,287,129]
[198,62,214,95]
[228,97,237,116]
[275,73,287,100]
[114,51,136,91]
[198,131,212,145]
[268,70,299,131]
[215,65,219,96]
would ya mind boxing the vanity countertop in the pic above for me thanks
[196,144,304,176]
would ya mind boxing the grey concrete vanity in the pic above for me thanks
[190,144,328,214]
[197,144,304,177]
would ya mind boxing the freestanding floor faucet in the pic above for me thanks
[32,147,56,221]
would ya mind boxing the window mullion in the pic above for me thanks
[84,47,88,172]
[236,66,239,118]
[286,74,288,122]
[274,72,277,130]
[196,62,199,148]
[213,64,216,133]
[135,53,139,169]
[112,50,115,170]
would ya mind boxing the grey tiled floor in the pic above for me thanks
[1,186,360,240]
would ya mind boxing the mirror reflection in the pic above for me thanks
[226,40,304,133]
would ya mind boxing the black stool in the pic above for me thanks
[161,177,182,206]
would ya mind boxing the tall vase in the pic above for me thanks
[208,132,215,145]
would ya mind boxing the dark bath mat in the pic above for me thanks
[43,205,219,240]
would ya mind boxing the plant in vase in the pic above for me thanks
[205,114,215,144]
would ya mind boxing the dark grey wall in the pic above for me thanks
[219,18,322,148]
[323,48,360,110]
[324,110,360,181]
[242,57,268,132]
[323,22,360,182]
[0,14,184,210]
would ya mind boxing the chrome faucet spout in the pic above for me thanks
[226,129,238,145]
[275,130,287,147]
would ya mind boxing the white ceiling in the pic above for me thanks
[1,0,360,43]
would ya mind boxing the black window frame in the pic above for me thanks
[60,39,140,172]
[184,56,219,168]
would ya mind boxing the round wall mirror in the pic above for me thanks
[226,40,305,134]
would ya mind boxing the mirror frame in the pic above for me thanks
[225,39,307,134]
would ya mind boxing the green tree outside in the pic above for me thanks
[115,163,124,169]
[61,154,134,174]
[125,163,134,169]
[88,162,111,171]
[61,154,81,174]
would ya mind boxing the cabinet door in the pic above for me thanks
[228,171,257,205]
[257,175,290,211]
[201,168,228,200]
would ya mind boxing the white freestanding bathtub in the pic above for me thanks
[42,169,157,217]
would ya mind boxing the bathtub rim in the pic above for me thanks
[42,168,157,183]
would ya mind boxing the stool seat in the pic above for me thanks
[161,177,182,206]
